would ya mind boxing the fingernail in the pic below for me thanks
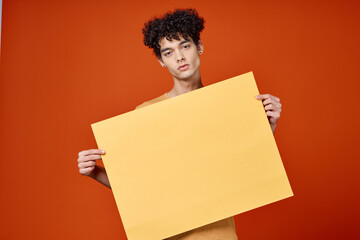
[256,95,260,99]
[101,150,105,154]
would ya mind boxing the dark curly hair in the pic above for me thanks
[142,9,205,59]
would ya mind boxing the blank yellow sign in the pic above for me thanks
[91,72,293,240]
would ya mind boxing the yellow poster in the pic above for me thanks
[91,72,293,240]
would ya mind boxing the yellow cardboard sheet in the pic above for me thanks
[91,72,293,240]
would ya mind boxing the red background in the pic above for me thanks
[1,0,359,239]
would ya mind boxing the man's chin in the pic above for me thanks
[175,72,195,81]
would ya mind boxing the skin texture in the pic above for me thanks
[77,36,282,189]
[77,149,110,188]
[158,36,204,97]
[256,94,282,133]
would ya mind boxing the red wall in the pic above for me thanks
[1,0,359,239]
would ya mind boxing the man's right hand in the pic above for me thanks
[77,149,105,176]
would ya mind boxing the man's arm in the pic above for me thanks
[77,149,111,189]
[88,165,111,189]
[256,94,282,134]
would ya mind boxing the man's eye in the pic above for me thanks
[164,51,172,56]
[183,44,190,49]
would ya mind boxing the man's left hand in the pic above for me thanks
[256,94,282,133]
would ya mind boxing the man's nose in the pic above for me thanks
[176,51,186,62]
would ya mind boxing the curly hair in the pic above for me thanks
[142,9,205,59]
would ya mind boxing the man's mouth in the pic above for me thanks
[178,64,189,71]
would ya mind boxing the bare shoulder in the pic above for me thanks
[135,93,169,110]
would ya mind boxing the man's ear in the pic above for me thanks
[197,40,204,54]
[157,58,166,68]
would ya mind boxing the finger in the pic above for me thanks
[78,161,96,169]
[79,166,95,175]
[271,95,280,102]
[266,110,280,119]
[256,94,271,100]
[264,101,282,111]
[262,98,280,106]
[78,149,105,157]
[256,94,280,102]
[264,104,277,111]
[77,154,102,163]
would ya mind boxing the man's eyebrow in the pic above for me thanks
[160,48,170,53]
[160,40,191,53]
[179,40,190,45]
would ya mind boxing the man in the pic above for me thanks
[77,9,282,240]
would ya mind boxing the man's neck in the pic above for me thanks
[167,73,203,98]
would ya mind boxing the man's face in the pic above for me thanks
[158,35,203,81]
